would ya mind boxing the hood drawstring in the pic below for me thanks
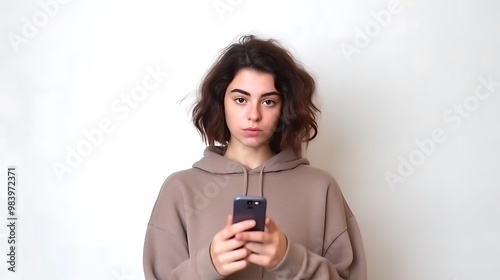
[259,165,266,278]
[242,166,249,196]
[239,164,267,198]
[259,165,266,197]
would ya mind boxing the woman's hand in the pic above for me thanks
[210,215,256,276]
[235,217,288,269]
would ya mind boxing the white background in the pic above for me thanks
[1,0,499,279]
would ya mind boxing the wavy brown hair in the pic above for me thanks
[192,34,320,156]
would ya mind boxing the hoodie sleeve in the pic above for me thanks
[143,176,224,280]
[268,181,367,280]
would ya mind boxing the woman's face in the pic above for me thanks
[224,68,282,151]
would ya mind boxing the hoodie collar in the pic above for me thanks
[192,146,309,196]
[193,146,309,174]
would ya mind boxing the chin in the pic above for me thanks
[242,142,265,149]
[233,134,272,149]
[240,140,268,149]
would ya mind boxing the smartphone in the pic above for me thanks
[232,196,267,231]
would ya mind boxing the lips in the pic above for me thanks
[243,127,262,136]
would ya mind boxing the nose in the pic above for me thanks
[247,103,261,122]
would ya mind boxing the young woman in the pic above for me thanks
[143,35,367,280]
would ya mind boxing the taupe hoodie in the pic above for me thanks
[143,146,367,279]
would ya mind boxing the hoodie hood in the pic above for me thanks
[192,146,309,196]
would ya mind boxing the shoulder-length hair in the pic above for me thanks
[192,34,320,156]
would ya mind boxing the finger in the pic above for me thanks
[247,253,269,267]
[244,241,266,254]
[265,217,278,233]
[217,247,251,264]
[214,215,234,242]
[219,259,249,275]
[224,238,248,252]
[246,251,270,267]
[246,243,284,269]
[211,237,247,254]
[218,220,256,240]
[227,214,233,227]
[236,231,269,243]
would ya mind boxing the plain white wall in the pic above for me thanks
[1,0,499,279]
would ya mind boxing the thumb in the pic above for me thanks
[226,214,233,227]
[265,217,278,232]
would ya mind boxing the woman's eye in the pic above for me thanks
[263,100,275,106]
[235,98,245,104]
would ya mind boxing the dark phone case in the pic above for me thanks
[232,196,267,231]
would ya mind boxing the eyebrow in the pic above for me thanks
[230,89,280,97]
